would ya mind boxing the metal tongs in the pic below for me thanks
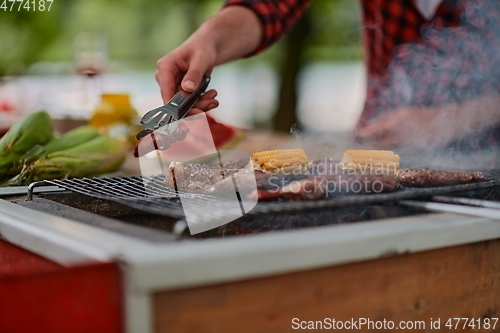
[136,76,211,140]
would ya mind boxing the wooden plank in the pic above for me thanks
[153,239,500,333]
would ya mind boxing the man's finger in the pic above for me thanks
[160,75,179,103]
[193,89,218,110]
[157,59,182,103]
[198,89,217,101]
[193,99,219,111]
[181,54,213,92]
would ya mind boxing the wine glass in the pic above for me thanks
[73,33,108,112]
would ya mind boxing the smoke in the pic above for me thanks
[275,1,500,169]
[377,0,500,111]
[362,0,500,167]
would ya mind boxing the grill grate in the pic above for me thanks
[40,175,500,220]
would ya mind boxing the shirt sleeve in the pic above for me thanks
[223,0,311,55]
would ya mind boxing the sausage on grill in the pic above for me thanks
[397,167,485,187]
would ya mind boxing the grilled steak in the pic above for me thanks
[251,171,399,201]
[397,167,485,187]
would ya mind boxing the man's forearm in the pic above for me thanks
[193,6,263,66]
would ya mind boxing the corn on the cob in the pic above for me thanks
[0,111,53,179]
[4,136,127,186]
[340,150,400,176]
[0,155,19,178]
[15,125,104,170]
[251,149,308,173]
[43,125,101,154]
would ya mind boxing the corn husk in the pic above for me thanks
[0,111,53,179]
[43,125,101,154]
[4,136,127,186]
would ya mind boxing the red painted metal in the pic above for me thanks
[0,240,62,275]
[0,240,124,333]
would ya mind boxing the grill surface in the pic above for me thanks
[36,173,500,221]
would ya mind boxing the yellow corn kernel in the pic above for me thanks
[251,149,308,173]
[341,150,400,176]
[342,150,400,162]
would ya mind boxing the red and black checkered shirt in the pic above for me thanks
[224,0,500,151]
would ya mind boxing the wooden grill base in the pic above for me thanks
[154,238,500,333]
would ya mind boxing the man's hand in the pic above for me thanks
[155,6,262,110]
[356,107,449,150]
[156,33,218,107]
[357,93,500,151]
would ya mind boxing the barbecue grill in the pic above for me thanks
[1,171,500,333]
[24,170,500,236]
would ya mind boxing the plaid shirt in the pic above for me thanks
[223,0,311,54]
[224,0,500,151]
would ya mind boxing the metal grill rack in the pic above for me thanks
[27,175,500,220]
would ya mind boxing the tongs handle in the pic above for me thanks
[171,76,211,120]
[136,76,211,140]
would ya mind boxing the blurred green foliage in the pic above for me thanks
[0,0,361,76]
[307,0,363,61]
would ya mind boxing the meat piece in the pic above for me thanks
[134,122,190,157]
[280,172,398,201]
[165,161,220,192]
[164,158,252,193]
[165,156,311,194]
[279,176,327,201]
[307,158,339,176]
[398,167,485,187]
[247,188,282,201]
[226,158,251,169]
[253,171,399,201]
[207,170,268,194]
